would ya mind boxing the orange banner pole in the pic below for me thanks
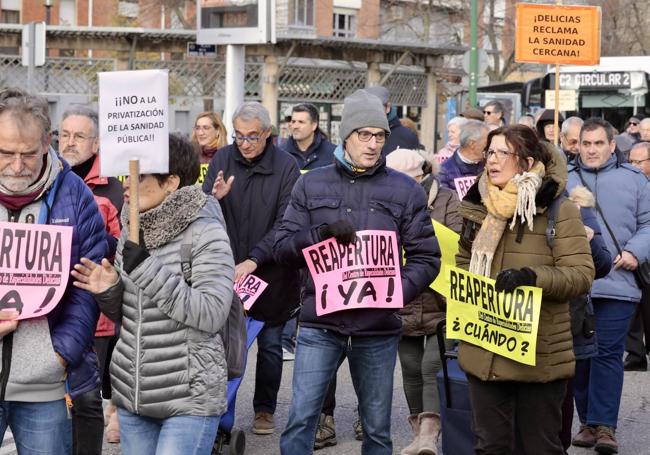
[554,64,560,147]
[128,159,140,243]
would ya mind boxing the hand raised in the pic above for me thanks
[212,170,235,200]
[72,257,120,295]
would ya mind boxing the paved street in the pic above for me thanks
[3,344,646,454]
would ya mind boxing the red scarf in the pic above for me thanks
[0,186,45,211]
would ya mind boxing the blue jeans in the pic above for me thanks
[0,399,72,454]
[254,321,283,414]
[280,327,399,455]
[574,298,636,428]
[118,408,219,455]
[281,316,298,352]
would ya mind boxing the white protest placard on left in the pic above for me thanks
[98,69,169,177]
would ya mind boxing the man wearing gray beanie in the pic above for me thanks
[275,89,441,455]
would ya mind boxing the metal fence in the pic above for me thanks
[0,55,428,106]
[0,55,116,96]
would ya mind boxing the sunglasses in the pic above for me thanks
[629,122,639,126]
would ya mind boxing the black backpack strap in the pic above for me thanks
[545,194,565,249]
[180,225,193,284]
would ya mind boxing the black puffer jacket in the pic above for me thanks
[203,140,301,323]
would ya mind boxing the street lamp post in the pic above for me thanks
[44,0,53,25]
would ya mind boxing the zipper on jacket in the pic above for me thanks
[134,288,143,413]
[0,333,14,400]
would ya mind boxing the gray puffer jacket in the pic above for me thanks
[96,186,235,418]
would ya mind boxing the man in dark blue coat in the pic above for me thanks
[275,89,440,455]
[0,88,107,453]
[438,119,488,193]
[203,101,301,436]
[283,103,335,171]
[365,86,420,156]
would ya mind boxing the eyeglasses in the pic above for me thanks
[629,158,650,165]
[629,122,640,126]
[59,132,96,144]
[232,134,262,145]
[483,149,517,161]
[194,125,215,132]
[356,130,389,143]
[0,151,42,163]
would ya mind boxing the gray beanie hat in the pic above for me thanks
[340,89,390,142]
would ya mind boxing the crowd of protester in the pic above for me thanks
[0,86,648,455]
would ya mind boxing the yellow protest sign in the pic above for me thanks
[445,265,542,366]
[429,220,459,296]
[515,3,601,66]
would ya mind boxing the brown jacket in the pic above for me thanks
[399,176,462,336]
[456,153,594,383]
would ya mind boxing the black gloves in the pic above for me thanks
[319,220,357,245]
[495,267,537,293]
[122,230,150,274]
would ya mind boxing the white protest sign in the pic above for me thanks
[98,69,169,177]
[544,89,577,112]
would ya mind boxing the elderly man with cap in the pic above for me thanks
[365,85,420,156]
[275,89,440,455]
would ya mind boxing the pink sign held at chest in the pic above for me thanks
[234,274,268,311]
[302,230,403,316]
[454,175,478,200]
[0,221,73,320]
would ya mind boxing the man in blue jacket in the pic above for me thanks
[275,89,440,455]
[0,88,107,453]
[567,118,650,454]
[283,103,335,171]
[438,119,488,193]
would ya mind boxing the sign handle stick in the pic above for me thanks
[552,0,563,147]
[553,64,560,147]
[128,159,140,243]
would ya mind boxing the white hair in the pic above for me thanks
[561,116,584,135]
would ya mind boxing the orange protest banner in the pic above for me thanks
[515,3,601,66]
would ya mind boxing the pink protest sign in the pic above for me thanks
[434,150,453,165]
[0,222,73,320]
[302,230,403,316]
[454,175,477,200]
[234,274,268,311]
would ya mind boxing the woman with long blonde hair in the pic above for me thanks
[192,112,228,164]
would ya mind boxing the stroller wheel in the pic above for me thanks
[229,429,246,455]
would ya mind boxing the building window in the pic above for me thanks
[289,0,314,27]
[1,9,20,24]
[333,12,356,38]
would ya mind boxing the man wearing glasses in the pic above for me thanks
[560,116,584,163]
[275,89,439,454]
[639,118,650,142]
[59,106,123,454]
[0,89,107,453]
[482,100,506,127]
[202,102,301,436]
